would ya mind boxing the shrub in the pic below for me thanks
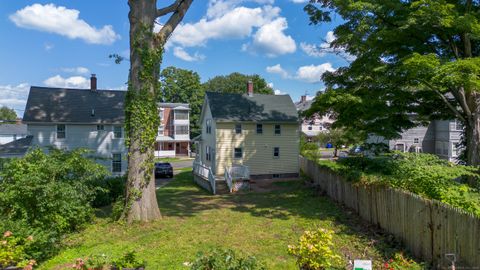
[111,251,146,269]
[190,248,265,270]
[92,176,126,207]
[0,148,109,235]
[0,231,36,269]
[72,254,110,270]
[288,228,343,270]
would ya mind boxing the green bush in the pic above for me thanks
[312,153,480,216]
[0,148,109,235]
[190,248,265,270]
[92,176,126,207]
[0,230,36,269]
[288,228,343,270]
[111,251,146,269]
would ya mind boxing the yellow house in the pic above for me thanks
[195,86,299,181]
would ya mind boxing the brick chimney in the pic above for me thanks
[90,74,97,91]
[247,80,253,97]
[301,95,307,103]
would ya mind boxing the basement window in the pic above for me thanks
[234,147,243,159]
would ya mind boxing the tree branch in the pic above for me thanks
[156,0,182,17]
[156,0,193,45]
[420,79,466,122]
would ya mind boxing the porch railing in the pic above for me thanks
[224,167,233,193]
[193,160,216,194]
[228,164,250,180]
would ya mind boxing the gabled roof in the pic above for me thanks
[159,102,190,109]
[295,100,313,112]
[205,92,298,122]
[0,135,33,156]
[23,87,126,124]
[0,124,27,135]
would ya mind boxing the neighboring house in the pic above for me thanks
[195,83,299,180]
[0,136,33,158]
[22,75,128,175]
[367,119,462,162]
[0,123,28,145]
[295,95,334,140]
[154,103,190,158]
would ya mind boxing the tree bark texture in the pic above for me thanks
[465,92,480,167]
[124,0,192,223]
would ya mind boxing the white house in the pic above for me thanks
[295,95,334,140]
[154,103,190,157]
[0,123,28,145]
[21,75,128,174]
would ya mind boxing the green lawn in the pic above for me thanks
[39,171,424,269]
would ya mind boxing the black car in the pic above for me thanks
[155,162,173,178]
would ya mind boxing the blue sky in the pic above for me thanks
[0,0,350,116]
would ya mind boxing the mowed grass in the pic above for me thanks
[40,171,424,269]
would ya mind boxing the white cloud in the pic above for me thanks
[274,89,287,95]
[300,31,356,61]
[266,64,289,78]
[61,66,90,74]
[168,5,280,48]
[43,75,89,88]
[295,63,335,83]
[291,0,308,3]
[173,47,206,62]
[44,42,54,51]
[0,83,30,116]
[207,0,275,18]
[10,3,120,45]
[244,17,296,57]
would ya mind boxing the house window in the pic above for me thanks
[272,174,280,179]
[273,147,280,158]
[175,110,189,120]
[235,124,242,134]
[414,138,419,144]
[112,153,122,173]
[56,124,66,139]
[206,119,212,134]
[97,125,105,131]
[455,119,463,131]
[308,126,313,131]
[206,146,211,161]
[114,126,122,138]
[256,124,263,134]
[274,124,281,135]
[175,125,189,135]
[234,148,242,159]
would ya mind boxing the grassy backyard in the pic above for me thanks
[39,171,424,269]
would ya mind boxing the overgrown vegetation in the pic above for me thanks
[308,152,480,216]
[0,148,110,266]
[189,248,265,270]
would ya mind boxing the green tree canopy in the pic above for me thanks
[203,72,274,94]
[0,106,17,122]
[305,0,480,165]
[159,66,204,138]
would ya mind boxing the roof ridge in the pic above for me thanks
[30,86,127,92]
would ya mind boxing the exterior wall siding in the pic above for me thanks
[27,124,127,174]
[215,122,299,176]
[199,102,216,171]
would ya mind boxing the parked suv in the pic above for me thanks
[155,162,173,178]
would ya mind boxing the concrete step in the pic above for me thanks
[215,180,230,195]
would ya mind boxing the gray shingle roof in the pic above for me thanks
[0,124,27,135]
[23,87,126,124]
[295,100,313,112]
[0,135,33,156]
[205,92,298,122]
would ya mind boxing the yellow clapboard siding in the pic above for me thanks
[215,122,299,175]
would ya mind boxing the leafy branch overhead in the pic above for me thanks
[304,0,480,166]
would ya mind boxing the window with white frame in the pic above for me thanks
[273,147,280,158]
[256,124,263,134]
[56,124,66,139]
[206,146,211,161]
[175,110,189,120]
[274,124,281,135]
[112,153,122,173]
[97,125,105,131]
[206,119,212,134]
[114,126,122,139]
[234,147,242,159]
[308,126,313,130]
[235,123,242,134]
[414,138,419,144]
[175,125,189,135]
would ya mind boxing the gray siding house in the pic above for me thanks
[0,123,28,145]
[22,78,128,175]
[368,119,462,162]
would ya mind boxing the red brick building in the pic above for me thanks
[154,103,190,157]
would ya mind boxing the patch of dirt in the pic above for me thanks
[248,178,300,193]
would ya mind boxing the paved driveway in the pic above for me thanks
[155,159,193,189]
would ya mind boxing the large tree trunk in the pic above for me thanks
[465,110,480,167]
[123,0,192,222]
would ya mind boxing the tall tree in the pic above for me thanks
[305,0,480,165]
[203,72,274,94]
[123,0,193,223]
[159,66,204,138]
[0,106,17,123]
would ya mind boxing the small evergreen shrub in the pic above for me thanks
[190,248,265,270]
[288,228,343,270]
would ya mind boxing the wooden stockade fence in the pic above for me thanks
[299,156,480,268]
